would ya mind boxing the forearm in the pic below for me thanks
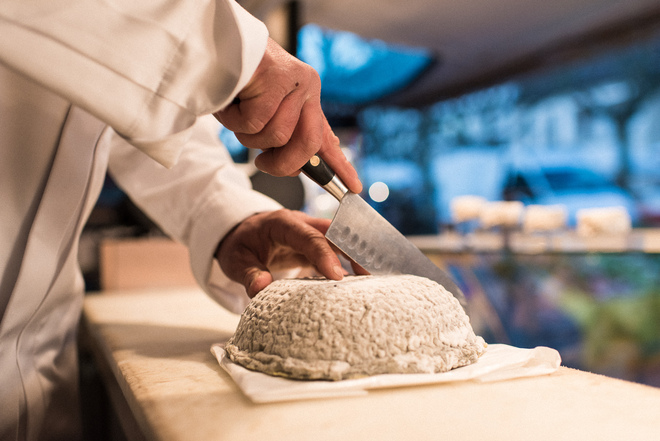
[106,116,281,312]
[0,0,267,167]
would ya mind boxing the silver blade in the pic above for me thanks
[326,193,467,311]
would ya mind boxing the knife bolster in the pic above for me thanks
[323,176,349,201]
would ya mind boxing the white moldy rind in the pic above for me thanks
[225,275,486,381]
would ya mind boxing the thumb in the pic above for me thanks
[228,251,274,297]
[244,269,274,298]
[217,239,274,298]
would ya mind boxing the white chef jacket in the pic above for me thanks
[0,1,283,439]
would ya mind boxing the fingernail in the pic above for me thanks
[333,265,344,280]
[247,274,261,297]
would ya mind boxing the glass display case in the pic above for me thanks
[412,230,660,387]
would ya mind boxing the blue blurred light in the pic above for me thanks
[219,127,249,163]
[298,24,434,105]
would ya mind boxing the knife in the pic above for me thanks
[301,154,468,312]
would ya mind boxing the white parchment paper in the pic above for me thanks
[211,343,561,403]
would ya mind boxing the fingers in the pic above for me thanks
[244,269,273,298]
[214,39,300,136]
[233,91,304,151]
[214,38,315,153]
[317,121,363,194]
[216,210,344,298]
[219,76,307,149]
[252,99,324,176]
[214,38,362,192]
[266,211,344,284]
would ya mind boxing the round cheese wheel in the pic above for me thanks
[225,275,486,380]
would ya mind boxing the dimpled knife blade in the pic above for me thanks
[300,155,467,312]
[326,192,468,311]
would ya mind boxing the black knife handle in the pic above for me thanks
[301,155,349,201]
[301,155,335,186]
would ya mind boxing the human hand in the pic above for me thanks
[214,38,362,194]
[216,209,366,297]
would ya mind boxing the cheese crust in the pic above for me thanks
[225,275,486,380]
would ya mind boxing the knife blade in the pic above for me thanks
[301,155,468,312]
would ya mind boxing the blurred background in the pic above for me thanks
[82,0,660,388]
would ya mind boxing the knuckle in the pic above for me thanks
[300,133,322,157]
[303,66,321,91]
[270,162,294,177]
[244,115,267,134]
[256,154,288,177]
[271,129,291,147]
[308,67,321,84]
[277,209,304,227]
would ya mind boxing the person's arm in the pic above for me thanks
[1,1,361,190]
[0,0,267,168]
[215,209,343,299]
[105,116,275,311]
[214,38,362,193]
[106,116,349,313]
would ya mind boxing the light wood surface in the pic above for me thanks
[99,237,197,290]
[82,287,660,441]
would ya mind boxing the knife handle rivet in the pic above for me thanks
[309,155,320,167]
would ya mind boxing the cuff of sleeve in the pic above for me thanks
[187,187,282,314]
[0,1,268,169]
[216,1,269,111]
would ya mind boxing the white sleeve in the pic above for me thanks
[0,0,267,168]
[106,116,282,313]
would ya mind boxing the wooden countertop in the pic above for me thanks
[82,287,660,441]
